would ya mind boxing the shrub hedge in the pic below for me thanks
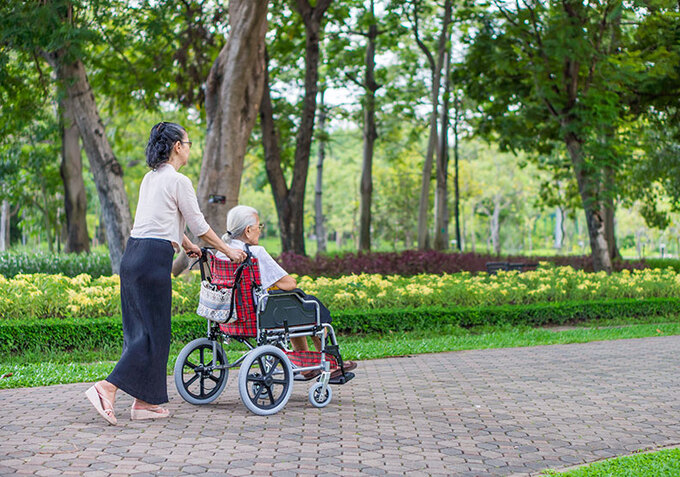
[0,251,111,278]
[0,249,653,280]
[3,298,679,353]
[278,250,648,277]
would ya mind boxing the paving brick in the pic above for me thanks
[4,337,680,475]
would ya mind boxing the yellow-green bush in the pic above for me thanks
[1,266,679,320]
[299,267,680,309]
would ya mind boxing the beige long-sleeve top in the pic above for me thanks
[130,163,210,251]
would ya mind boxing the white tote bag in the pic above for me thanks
[196,281,238,324]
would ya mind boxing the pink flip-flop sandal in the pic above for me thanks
[130,406,170,420]
[85,383,117,426]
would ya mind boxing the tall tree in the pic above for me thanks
[2,0,133,271]
[45,52,132,270]
[357,1,381,252]
[408,0,452,250]
[341,0,384,252]
[197,0,269,235]
[620,3,680,231]
[460,0,652,272]
[260,0,333,255]
[315,87,328,254]
[452,90,462,251]
[433,43,452,250]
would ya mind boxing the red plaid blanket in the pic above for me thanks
[285,350,338,370]
[209,255,261,337]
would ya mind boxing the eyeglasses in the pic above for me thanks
[180,141,192,148]
[250,223,265,232]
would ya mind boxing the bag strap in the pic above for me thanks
[228,248,254,319]
[190,247,213,282]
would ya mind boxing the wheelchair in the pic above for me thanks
[173,248,354,415]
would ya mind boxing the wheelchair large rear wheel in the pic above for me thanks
[174,338,229,405]
[238,345,293,415]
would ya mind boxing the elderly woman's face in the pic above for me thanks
[243,214,263,245]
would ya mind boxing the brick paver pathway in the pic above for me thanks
[1,335,680,476]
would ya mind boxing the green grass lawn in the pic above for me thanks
[2,319,680,389]
[542,447,680,476]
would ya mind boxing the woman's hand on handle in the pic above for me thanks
[182,235,202,258]
[224,246,247,263]
[197,228,247,263]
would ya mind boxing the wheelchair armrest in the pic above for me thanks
[267,288,306,297]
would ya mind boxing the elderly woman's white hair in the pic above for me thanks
[222,205,259,244]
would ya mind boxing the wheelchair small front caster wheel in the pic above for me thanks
[308,382,332,408]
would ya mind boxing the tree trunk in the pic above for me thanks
[469,212,475,253]
[415,0,451,250]
[0,201,9,251]
[491,197,501,256]
[261,0,332,256]
[635,228,644,258]
[527,216,536,253]
[315,88,327,255]
[565,133,612,273]
[197,0,269,236]
[59,99,90,254]
[453,92,462,252]
[47,53,132,273]
[434,46,452,251]
[603,166,621,261]
[604,204,619,260]
[554,206,564,250]
[260,63,294,252]
[359,4,380,252]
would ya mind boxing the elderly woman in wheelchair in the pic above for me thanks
[173,206,356,415]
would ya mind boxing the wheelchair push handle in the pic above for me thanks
[190,246,254,282]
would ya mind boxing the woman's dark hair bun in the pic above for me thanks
[145,122,186,169]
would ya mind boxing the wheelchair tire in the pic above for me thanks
[308,381,332,408]
[174,338,229,405]
[238,345,293,415]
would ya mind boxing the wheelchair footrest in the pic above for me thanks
[329,371,354,385]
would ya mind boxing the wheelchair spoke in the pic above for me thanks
[247,374,265,383]
[185,373,200,387]
[208,374,220,383]
[257,356,268,375]
[253,383,264,401]
[264,357,281,379]
[271,379,287,385]
[265,385,275,405]
[184,360,197,370]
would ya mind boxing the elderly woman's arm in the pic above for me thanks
[273,274,297,291]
